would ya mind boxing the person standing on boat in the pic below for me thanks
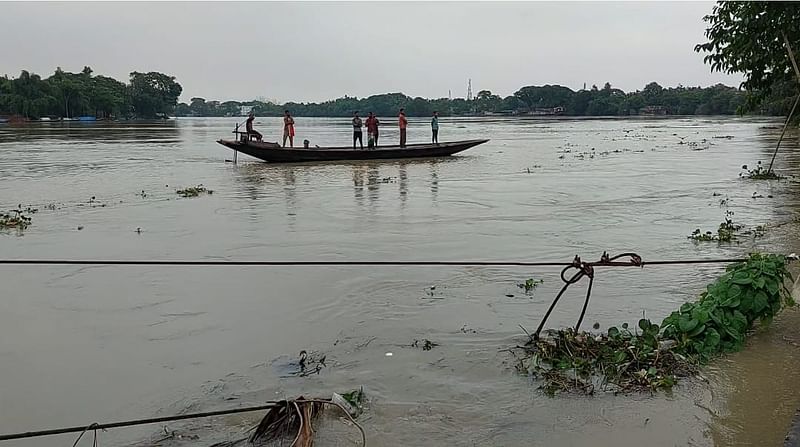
[245,111,262,142]
[431,111,439,144]
[283,110,295,147]
[352,111,364,150]
[366,112,380,148]
[398,108,408,148]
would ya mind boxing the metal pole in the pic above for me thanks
[234,123,239,164]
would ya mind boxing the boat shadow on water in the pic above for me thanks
[229,155,452,215]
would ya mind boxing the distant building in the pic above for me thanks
[528,107,565,116]
[639,106,668,116]
[240,106,253,116]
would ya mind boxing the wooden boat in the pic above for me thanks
[216,138,489,163]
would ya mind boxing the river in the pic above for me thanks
[0,116,798,446]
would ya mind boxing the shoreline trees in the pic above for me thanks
[0,67,181,120]
[174,83,746,118]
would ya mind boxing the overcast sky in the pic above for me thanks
[0,1,741,103]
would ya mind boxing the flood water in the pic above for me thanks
[0,116,799,447]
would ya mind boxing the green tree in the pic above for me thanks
[514,85,574,111]
[129,71,182,118]
[695,1,800,112]
[90,75,129,118]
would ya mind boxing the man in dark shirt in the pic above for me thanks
[245,112,262,142]
[352,111,364,150]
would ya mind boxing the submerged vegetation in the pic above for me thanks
[514,253,794,395]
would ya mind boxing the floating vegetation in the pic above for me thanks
[460,324,477,334]
[517,278,544,294]
[424,285,446,299]
[689,213,742,243]
[412,339,439,351]
[80,196,106,208]
[367,177,396,185]
[338,387,365,417]
[0,207,33,231]
[740,162,782,180]
[176,184,213,198]
[294,350,326,377]
[516,323,694,395]
[136,190,147,198]
[513,253,793,395]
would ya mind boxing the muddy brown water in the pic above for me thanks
[0,117,799,446]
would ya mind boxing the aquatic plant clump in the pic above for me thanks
[688,212,765,243]
[517,278,544,294]
[688,218,741,242]
[515,253,793,395]
[517,323,695,395]
[176,184,214,198]
[0,207,35,230]
[740,162,783,180]
[661,253,793,359]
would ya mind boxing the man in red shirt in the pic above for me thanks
[365,112,380,149]
[398,108,408,148]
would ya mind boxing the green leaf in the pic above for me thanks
[722,295,740,308]
[688,323,706,337]
[608,327,620,338]
[704,328,721,348]
[691,308,710,323]
[766,278,779,296]
[732,271,752,285]
[678,317,699,333]
[753,291,768,313]
[753,276,766,290]
[638,319,650,331]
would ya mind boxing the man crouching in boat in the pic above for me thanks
[245,112,262,142]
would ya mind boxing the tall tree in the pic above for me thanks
[129,71,182,118]
[695,1,800,112]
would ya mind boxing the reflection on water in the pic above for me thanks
[0,117,799,447]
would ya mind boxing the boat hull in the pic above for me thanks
[216,139,489,163]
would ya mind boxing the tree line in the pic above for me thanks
[0,66,787,121]
[176,82,749,118]
[0,67,182,119]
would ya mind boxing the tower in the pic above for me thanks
[467,79,473,101]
